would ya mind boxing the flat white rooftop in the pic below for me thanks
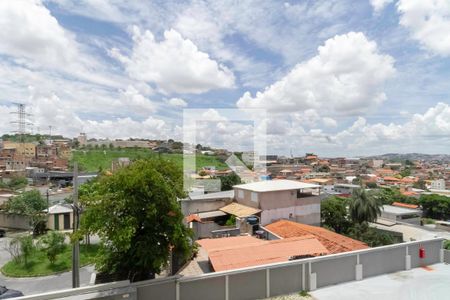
[233,179,319,192]
[382,205,422,215]
[311,263,450,300]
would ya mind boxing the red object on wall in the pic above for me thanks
[419,247,426,259]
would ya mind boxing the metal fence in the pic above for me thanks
[17,238,445,300]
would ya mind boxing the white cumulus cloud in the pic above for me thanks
[110,27,235,94]
[397,0,450,56]
[370,0,394,13]
[168,98,187,107]
[237,32,395,115]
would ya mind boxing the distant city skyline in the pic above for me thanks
[0,1,449,156]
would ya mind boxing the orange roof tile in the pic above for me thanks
[197,236,265,252]
[206,236,328,271]
[401,191,418,197]
[392,202,419,209]
[383,176,401,181]
[185,214,202,223]
[265,220,369,254]
[400,177,418,183]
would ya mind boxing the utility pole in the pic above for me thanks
[72,162,80,288]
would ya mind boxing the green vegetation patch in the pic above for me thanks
[1,244,99,277]
[71,149,227,172]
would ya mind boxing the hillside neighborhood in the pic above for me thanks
[0,133,449,299]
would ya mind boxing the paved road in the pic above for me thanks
[0,236,95,296]
[0,265,95,296]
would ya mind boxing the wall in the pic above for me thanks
[193,222,235,239]
[18,238,444,300]
[444,250,450,263]
[0,212,31,229]
[47,212,73,231]
[180,198,232,216]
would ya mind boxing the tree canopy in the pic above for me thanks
[349,189,383,224]
[78,158,193,282]
[419,194,449,220]
[220,172,242,191]
[6,190,47,215]
[321,196,350,234]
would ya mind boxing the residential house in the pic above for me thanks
[233,179,322,226]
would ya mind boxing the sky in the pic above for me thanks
[0,0,449,157]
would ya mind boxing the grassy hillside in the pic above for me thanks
[71,149,227,172]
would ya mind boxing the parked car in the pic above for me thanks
[0,286,24,299]
[0,229,6,238]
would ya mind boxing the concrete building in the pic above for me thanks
[77,133,87,146]
[380,204,422,225]
[2,141,36,159]
[430,179,446,190]
[333,183,361,195]
[180,190,235,217]
[45,203,73,230]
[233,179,321,226]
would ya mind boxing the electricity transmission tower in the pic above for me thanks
[10,103,33,142]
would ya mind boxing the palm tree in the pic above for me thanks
[349,188,383,224]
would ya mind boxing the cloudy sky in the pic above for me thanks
[0,0,449,156]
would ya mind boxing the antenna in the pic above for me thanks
[10,102,33,142]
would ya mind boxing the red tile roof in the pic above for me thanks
[185,214,202,223]
[265,220,369,254]
[392,202,419,209]
[383,176,401,182]
[401,191,418,197]
[204,236,329,271]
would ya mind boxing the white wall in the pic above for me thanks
[260,204,320,225]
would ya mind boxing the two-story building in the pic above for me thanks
[233,179,321,226]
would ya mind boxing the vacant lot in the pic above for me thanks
[71,149,227,172]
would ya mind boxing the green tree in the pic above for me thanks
[419,194,450,220]
[321,196,351,233]
[6,190,47,215]
[78,158,193,282]
[366,182,378,189]
[6,190,47,233]
[413,179,427,190]
[40,231,66,264]
[349,189,383,224]
[7,176,28,190]
[346,223,394,247]
[317,165,330,173]
[400,168,411,177]
[19,235,35,267]
[220,173,242,191]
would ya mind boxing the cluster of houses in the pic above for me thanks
[178,152,449,275]
[179,179,373,276]
[0,139,71,180]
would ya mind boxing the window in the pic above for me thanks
[237,189,244,199]
[251,192,258,202]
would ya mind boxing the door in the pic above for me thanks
[54,214,59,230]
[63,213,70,230]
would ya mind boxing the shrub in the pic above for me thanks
[19,235,35,267]
[40,231,66,264]
[444,240,450,250]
